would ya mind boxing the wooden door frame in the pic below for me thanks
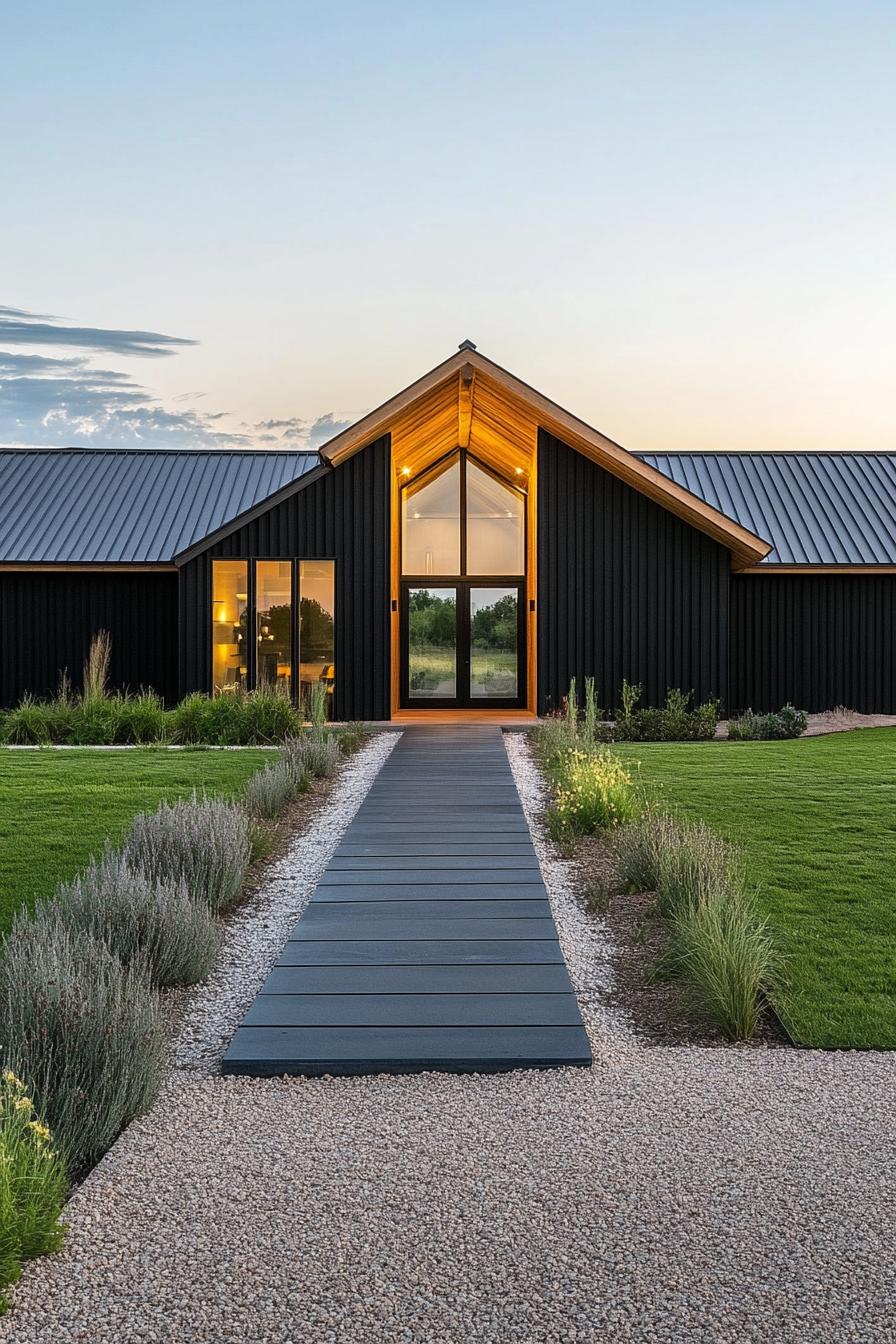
[389,438,538,718]
[398,579,527,710]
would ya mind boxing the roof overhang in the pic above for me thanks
[0,562,177,572]
[318,348,772,570]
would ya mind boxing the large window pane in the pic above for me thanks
[466,460,525,576]
[401,458,461,575]
[255,561,292,692]
[211,560,248,694]
[470,587,519,699]
[407,587,457,699]
[299,560,335,717]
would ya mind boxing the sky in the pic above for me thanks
[2,1,894,453]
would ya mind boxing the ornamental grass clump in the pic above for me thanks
[673,889,778,1041]
[2,695,73,746]
[612,811,682,893]
[124,793,250,914]
[653,819,741,919]
[0,1069,67,1311]
[243,759,299,819]
[52,847,219,988]
[552,749,641,834]
[0,915,164,1175]
[286,731,340,779]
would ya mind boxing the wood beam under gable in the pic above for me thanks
[458,363,475,449]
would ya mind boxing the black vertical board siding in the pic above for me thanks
[0,572,179,706]
[730,574,896,712]
[536,431,729,714]
[179,437,390,720]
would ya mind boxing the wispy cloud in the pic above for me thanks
[0,306,196,358]
[0,305,354,451]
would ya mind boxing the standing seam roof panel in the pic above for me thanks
[0,451,319,563]
[638,453,896,566]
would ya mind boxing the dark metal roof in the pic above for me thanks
[2,445,894,569]
[0,449,318,564]
[638,453,896,565]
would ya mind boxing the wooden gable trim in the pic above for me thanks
[319,349,772,571]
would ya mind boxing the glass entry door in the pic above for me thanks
[401,583,525,708]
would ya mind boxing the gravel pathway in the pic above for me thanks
[2,732,894,1343]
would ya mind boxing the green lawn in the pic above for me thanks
[615,730,896,1049]
[0,748,274,934]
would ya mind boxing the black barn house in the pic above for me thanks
[2,346,895,718]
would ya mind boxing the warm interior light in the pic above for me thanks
[401,465,411,476]
[212,601,228,623]
[514,466,523,476]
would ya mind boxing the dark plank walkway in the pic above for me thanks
[223,727,592,1076]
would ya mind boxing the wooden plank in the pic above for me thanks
[275,939,566,966]
[309,883,548,902]
[291,916,558,942]
[326,855,540,872]
[222,1025,593,1076]
[262,964,577,994]
[317,868,541,886]
[241,993,582,1028]
[308,898,552,919]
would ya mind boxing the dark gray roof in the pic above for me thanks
[639,453,896,565]
[0,449,318,563]
[2,445,894,568]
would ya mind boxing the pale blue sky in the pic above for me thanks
[2,1,894,451]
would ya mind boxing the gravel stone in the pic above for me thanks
[2,731,894,1343]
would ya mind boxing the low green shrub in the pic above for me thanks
[244,760,299,819]
[287,732,341,779]
[168,691,215,744]
[279,736,312,792]
[553,748,641,834]
[673,890,777,1041]
[330,722,367,755]
[728,704,808,741]
[532,713,577,773]
[612,811,681,893]
[247,818,277,865]
[67,696,121,745]
[654,820,742,919]
[124,793,251,914]
[53,847,219,988]
[169,687,301,745]
[0,1070,67,1311]
[0,915,164,1175]
[241,685,301,743]
[612,685,720,742]
[2,696,72,745]
[727,709,760,741]
[765,703,808,739]
[304,680,330,731]
[110,691,168,744]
